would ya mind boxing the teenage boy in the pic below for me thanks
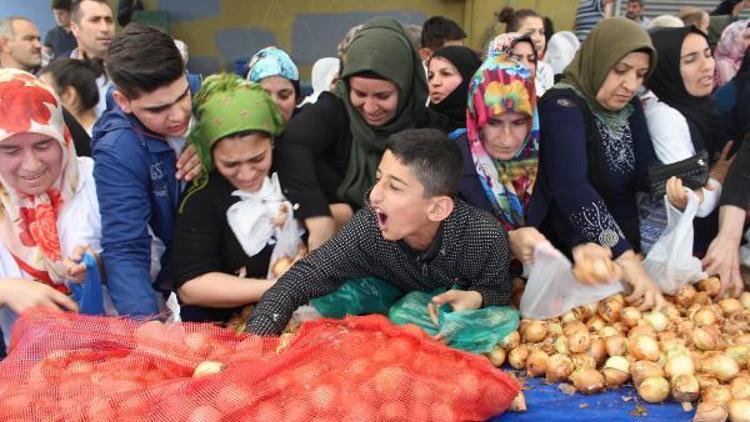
[246,128,512,335]
[419,16,467,61]
[93,23,201,317]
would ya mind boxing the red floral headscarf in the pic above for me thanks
[0,68,79,293]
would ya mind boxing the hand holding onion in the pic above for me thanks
[571,243,621,285]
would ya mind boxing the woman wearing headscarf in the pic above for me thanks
[0,69,105,344]
[169,74,295,323]
[487,32,553,97]
[246,46,301,122]
[427,45,481,134]
[640,26,733,252]
[543,31,581,81]
[718,47,750,143]
[300,57,340,106]
[273,17,430,250]
[715,20,750,87]
[528,18,665,311]
[456,54,618,284]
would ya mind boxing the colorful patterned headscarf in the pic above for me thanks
[466,55,539,231]
[715,20,750,86]
[0,68,79,293]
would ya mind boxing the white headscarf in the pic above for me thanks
[300,57,340,106]
[543,31,581,75]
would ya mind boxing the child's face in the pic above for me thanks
[369,150,437,245]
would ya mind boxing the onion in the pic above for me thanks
[693,402,728,422]
[561,310,578,323]
[637,376,670,403]
[598,298,623,323]
[599,325,620,338]
[522,320,548,343]
[570,368,605,394]
[720,298,743,316]
[702,384,733,405]
[657,331,679,346]
[740,292,750,310]
[571,353,597,369]
[663,304,681,320]
[582,303,599,319]
[643,311,668,332]
[605,355,630,373]
[586,316,606,333]
[587,335,607,366]
[665,354,695,378]
[563,321,587,337]
[731,376,750,400]
[696,374,720,390]
[699,277,722,296]
[192,360,226,378]
[526,349,550,377]
[620,307,642,328]
[605,335,627,356]
[500,331,521,351]
[736,335,750,346]
[628,324,656,340]
[610,293,626,304]
[670,374,700,402]
[726,345,750,367]
[675,285,697,307]
[602,368,630,388]
[693,327,721,351]
[508,345,530,370]
[729,399,750,422]
[554,336,570,355]
[509,392,527,412]
[485,347,506,367]
[568,331,591,354]
[548,322,563,338]
[629,335,660,361]
[701,353,740,382]
[693,308,718,327]
[538,336,557,355]
[693,291,711,306]
[546,354,575,383]
[631,360,664,386]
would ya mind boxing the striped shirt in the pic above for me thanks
[575,0,606,42]
[246,200,512,335]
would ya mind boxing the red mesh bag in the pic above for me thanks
[0,310,520,421]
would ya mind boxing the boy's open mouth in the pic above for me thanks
[375,209,388,229]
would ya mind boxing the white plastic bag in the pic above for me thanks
[520,243,623,319]
[642,191,706,295]
[266,211,305,279]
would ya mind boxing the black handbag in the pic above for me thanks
[648,150,710,200]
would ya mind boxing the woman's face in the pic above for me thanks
[348,76,399,127]
[595,51,650,111]
[480,111,531,160]
[259,76,296,122]
[680,32,715,97]
[428,56,462,104]
[0,132,63,196]
[517,16,546,56]
[510,41,537,77]
[213,132,273,192]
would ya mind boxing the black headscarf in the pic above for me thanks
[428,46,482,132]
[647,26,720,156]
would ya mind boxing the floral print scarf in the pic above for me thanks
[0,69,79,293]
[466,55,539,231]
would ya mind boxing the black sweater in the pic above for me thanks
[246,200,512,335]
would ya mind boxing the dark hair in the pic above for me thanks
[105,23,185,99]
[51,0,72,11]
[420,16,467,51]
[497,7,541,33]
[628,0,644,5]
[71,0,110,24]
[386,128,462,198]
[40,58,99,112]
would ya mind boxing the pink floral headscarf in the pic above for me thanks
[0,68,79,293]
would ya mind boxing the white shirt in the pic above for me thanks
[536,61,555,97]
[0,158,113,345]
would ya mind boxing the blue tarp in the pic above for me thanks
[492,375,696,421]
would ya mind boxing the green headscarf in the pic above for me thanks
[180,73,285,210]
[558,18,656,130]
[333,16,428,207]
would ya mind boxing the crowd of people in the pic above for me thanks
[0,0,748,346]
